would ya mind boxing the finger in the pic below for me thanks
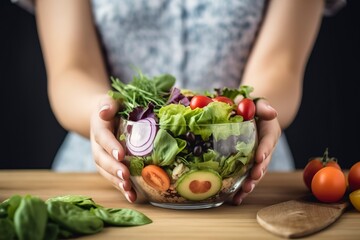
[255,119,281,164]
[92,124,125,163]
[250,162,264,181]
[98,96,120,121]
[91,102,125,163]
[96,165,137,203]
[255,98,277,121]
[251,148,272,179]
[232,178,257,205]
[92,138,131,180]
[232,153,272,205]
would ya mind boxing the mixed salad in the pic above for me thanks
[109,70,258,202]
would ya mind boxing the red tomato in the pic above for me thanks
[326,161,341,170]
[189,95,213,110]
[303,159,341,190]
[302,149,341,190]
[236,98,255,120]
[348,161,360,192]
[212,96,234,105]
[311,166,346,203]
[141,165,170,191]
[303,158,324,190]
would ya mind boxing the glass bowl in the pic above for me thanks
[117,118,258,209]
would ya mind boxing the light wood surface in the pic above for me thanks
[0,170,358,239]
[257,197,348,238]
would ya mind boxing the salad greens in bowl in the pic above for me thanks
[109,70,258,209]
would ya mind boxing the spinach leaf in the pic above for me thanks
[58,228,74,239]
[47,201,103,235]
[46,195,102,210]
[0,195,21,220]
[1,194,153,239]
[93,208,152,226]
[14,195,47,240]
[43,222,59,240]
[152,129,186,166]
[0,218,15,240]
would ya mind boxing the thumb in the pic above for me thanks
[98,95,120,121]
[255,98,278,121]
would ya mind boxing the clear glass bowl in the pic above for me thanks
[117,118,258,209]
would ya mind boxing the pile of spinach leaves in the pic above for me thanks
[0,194,152,240]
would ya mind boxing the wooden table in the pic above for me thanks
[0,170,358,239]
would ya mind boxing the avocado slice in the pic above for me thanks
[176,169,222,201]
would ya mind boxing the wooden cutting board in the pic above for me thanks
[256,195,348,238]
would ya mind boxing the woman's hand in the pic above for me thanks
[232,98,281,205]
[90,94,137,203]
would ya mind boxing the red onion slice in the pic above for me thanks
[126,117,157,156]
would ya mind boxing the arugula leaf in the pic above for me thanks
[108,70,176,118]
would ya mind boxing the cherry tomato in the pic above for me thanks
[311,166,346,203]
[303,158,323,190]
[212,96,234,105]
[326,161,341,169]
[141,165,170,191]
[348,161,360,192]
[349,189,360,211]
[189,95,213,110]
[236,98,255,120]
[302,148,340,190]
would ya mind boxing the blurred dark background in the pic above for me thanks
[0,0,359,170]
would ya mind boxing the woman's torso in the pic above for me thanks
[53,0,295,172]
[91,0,266,90]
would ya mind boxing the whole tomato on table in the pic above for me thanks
[348,161,360,192]
[302,148,340,190]
[311,166,346,203]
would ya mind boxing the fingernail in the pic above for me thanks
[112,149,119,160]
[119,182,124,191]
[235,198,243,205]
[124,192,133,203]
[267,105,278,116]
[99,104,110,114]
[249,183,255,193]
[117,170,124,180]
[262,153,266,162]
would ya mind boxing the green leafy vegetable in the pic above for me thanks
[14,195,48,240]
[93,208,152,226]
[0,195,21,220]
[151,129,187,166]
[47,201,104,235]
[0,194,152,240]
[43,223,59,240]
[0,218,15,240]
[46,195,102,210]
[129,157,145,176]
[108,69,176,117]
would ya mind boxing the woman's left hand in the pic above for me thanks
[90,94,137,203]
[232,98,281,205]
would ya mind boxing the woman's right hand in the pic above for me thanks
[90,94,137,203]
